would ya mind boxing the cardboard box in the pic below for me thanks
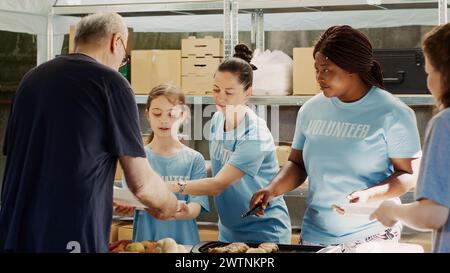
[118,224,134,241]
[182,36,223,57]
[125,28,133,55]
[110,220,129,243]
[115,161,123,181]
[69,25,76,53]
[182,56,222,76]
[69,26,133,54]
[198,226,219,241]
[182,75,215,95]
[131,50,181,95]
[276,146,291,167]
[293,47,321,95]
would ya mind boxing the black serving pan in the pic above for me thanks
[191,241,323,253]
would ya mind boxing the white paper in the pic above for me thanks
[113,186,147,209]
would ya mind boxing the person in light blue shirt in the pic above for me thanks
[251,26,421,249]
[167,44,291,244]
[114,84,209,245]
[372,23,450,253]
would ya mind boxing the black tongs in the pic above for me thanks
[240,203,268,218]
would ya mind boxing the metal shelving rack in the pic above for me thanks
[50,0,449,106]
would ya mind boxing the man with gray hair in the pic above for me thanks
[0,12,178,253]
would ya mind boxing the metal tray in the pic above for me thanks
[191,241,323,253]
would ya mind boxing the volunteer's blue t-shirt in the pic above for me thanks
[0,54,145,253]
[122,145,209,245]
[415,108,450,253]
[292,87,421,245]
[209,108,292,244]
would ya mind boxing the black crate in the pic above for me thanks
[373,48,428,94]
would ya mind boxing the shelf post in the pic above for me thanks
[223,0,239,58]
[47,7,54,61]
[439,0,448,25]
[251,9,265,51]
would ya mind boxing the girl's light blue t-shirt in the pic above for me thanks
[122,145,209,245]
[415,108,450,253]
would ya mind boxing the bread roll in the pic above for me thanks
[157,238,178,253]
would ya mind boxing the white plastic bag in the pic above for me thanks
[251,49,293,96]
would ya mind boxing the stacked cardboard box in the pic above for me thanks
[131,50,181,95]
[293,47,321,95]
[110,220,130,243]
[117,224,134,241]
[276,146,292,167]
[181,36,223,95]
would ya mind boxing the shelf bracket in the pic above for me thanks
[251,9,265,51]
[223,0,239,58]
[438,0,448,25]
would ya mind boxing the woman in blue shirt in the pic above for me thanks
[168,44,291,244]
[114,84,209,245]
[371,23,450,253]
[251,25,421,250]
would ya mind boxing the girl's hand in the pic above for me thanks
[249,187,275,217]
[369,201,398,227]
[174,201,190,219]
[113,201,135,217]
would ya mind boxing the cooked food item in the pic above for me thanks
[125,242,145,253]
[208,242,250,253]
[246,247,267,253]
[157,238,179,253]
[258,242,279,253]
[208,246,229,253]
[109,240,132,253]
[109,238,186,253]
[226,242,250,253]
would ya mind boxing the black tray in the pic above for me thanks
[191,241,323,253]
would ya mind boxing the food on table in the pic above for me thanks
[109,240,132,253]
[108,237,186,253]
[208,242,280,253]
[157,237,179,253]
[258,242,279,253]
[125,242,146,253]
[208,246,229,253]
[246,247,267,253]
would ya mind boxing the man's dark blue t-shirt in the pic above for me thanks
[0,54,145,253]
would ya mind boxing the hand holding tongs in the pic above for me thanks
[240,203,269,218]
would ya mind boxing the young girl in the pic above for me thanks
[114,84,209,245]
[371,23,450,253]
[251,25,422,250]
[167,44,292,244]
